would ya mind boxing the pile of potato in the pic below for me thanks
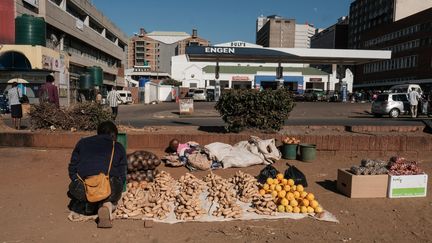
[174,173,207,221]
[115,184,148,219]
[126,151,162,183]
[142,171,177,220]
[204,173,243,219]
[248,194,277,216]
[282,137,300,144]
[228,171,259,203]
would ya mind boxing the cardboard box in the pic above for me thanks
[337,168,389,198]
[388,174,428,198]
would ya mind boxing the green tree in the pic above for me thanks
[162,78,182,86]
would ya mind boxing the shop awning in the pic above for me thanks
[0,51,32,71]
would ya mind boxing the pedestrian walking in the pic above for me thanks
[95,90,102,105]
[408,88,421,118]
[39,75,60,107]
[7,82,23,129]
[107,87,122,120]
[67,121,127,228]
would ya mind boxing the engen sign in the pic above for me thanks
[204,47,235,54]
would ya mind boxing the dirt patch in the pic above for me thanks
[0,147,430,242]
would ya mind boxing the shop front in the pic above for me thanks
[254,75,304,93]
[0,45,67,104]
[231,76,253,89]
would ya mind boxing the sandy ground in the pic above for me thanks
[0,147,431,243]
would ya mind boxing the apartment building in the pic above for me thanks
[128,28,209,75]
[348,0,432,49]
[295,23,316,48]
[354,7,432,91]
[256,15,296,48]
[0,0,128,104]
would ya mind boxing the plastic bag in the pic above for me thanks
[257,165,279,184]
[284,164,308,187]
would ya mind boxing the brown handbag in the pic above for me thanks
[77,141,115,203]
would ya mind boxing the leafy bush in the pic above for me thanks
[215,88,295,132]
[29,102,112,131]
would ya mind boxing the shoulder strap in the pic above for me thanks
[107,141,115,175]
[16,87,20,98]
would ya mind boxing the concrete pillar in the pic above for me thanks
[84,16,89,26]
[60,0,66,10]
[101,29,106,38]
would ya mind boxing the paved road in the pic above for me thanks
[1,101,426,128]
[116,101,425,127]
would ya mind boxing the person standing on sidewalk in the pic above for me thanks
[107,87,122,120]
[67,121,127,228]
[409,88,421,118]
[7,82,22,130]
[39,75,60,107]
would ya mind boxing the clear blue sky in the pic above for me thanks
[92,0,352,44]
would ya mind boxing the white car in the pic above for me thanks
[192,89,206,101]
[117,90,132,104]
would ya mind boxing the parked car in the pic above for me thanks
[187,89,196,98]
[371,93,410,118]
[304,89,325,102]
[117,90,132,104]
[192,89,207,101]
[0,94,10,114]
[293,92,305,102]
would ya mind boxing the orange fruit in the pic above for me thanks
[277,205,285,212]
[300,206,308,214]
[293,206,301,213]
[310,200,319,209]
[270,184,276,191]
[296,185,304,192]
[275,185,283,192]
[301,199,310,207]
[263,184,270,190]
[300,191,308,199]
[278,190,287,198]
[280,198,289,206]
[271,191,278,198]
[289,199,298,207]
[307,206,315,214]
[281,179,288,185]
[315,206,323,213]
[276,173,284,180]
[306,193,315,201]
[293,191,300,199]
[259,189,266,196]
[290,185,297,192]
[283,185,291,192]
[286,192,295,201]
[287,179,295,186]
[266,178,274,185]
[285,205,293,213]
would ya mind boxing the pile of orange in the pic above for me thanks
[259,173,323,214]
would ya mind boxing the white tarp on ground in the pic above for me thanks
[68,189,338,224]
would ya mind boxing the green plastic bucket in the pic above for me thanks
[299,143,316,162]
[282,144,298,160]
[117,132,128,150]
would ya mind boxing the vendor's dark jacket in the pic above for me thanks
[68,134,127,183]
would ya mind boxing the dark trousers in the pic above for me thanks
[68,177,123,215]
[111,106,118,119]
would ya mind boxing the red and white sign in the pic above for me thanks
[231,76,250,81]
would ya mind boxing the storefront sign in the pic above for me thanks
[204,47,235,54]
[179,98,194,115]
[230,41,246,47]
[231,76,250,81]
[23,0,39,8]
[42,55,60,71]
[309,78,322,82]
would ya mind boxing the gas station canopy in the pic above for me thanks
[186,46,392,65]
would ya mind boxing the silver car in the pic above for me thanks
[192,89,206,101]
[371,93,410,118]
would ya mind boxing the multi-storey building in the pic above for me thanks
[128,28,209,75]
[354,7,432,91]
[0,0,128,105]
[311,16,349,49]
[348,0,432,49]
[256,15,296,48]
[295,23,316,48]
[256,15,316,49]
